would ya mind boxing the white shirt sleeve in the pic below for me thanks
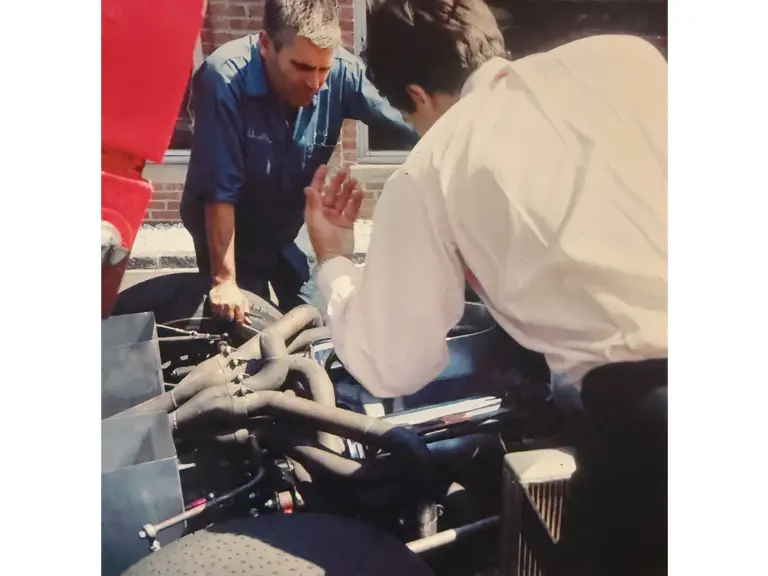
[316,171,466,399]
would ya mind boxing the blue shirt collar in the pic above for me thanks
[246,34,330,99]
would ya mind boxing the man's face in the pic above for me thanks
[261,33,335,108]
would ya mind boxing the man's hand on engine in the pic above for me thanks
[209,279,253,326]
[304,164,364,264]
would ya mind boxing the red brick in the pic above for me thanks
[151,191,181,201]
[342,32,355,49]
[230,18,260,31]
[210,16,230,30]
[213,31,240,46]
[202,42,216,57]
[166,200,181,211]
[148,201,166,210]
[209,2,247,18]
[340,20,355,33]
[148,210,181,222]
[340,7,354,21]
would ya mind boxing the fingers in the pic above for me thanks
[212,303,235,322]
[323,169,349,208]
[344,189,364,223]
[309,164,328,193]
[209,286,252,326]
[334,176,358,212]
[304,185,323,212]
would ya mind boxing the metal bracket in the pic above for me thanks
[101,221,129,266]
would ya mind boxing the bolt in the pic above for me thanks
[264,499,277,509]
[248,493,256,500]
[207,493,215,501]
[150,541,161,552]
[249,509,260,518]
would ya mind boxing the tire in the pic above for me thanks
[112,271,283,334]
[123,513,434,576]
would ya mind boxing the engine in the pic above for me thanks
[101,301,563,576]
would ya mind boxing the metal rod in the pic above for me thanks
[406,516,500,554]
[139,466,266,542]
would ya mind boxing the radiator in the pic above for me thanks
[500,448,576,576]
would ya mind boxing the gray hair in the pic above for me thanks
[263,0,341,50]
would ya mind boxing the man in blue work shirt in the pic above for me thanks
[180,0,417,324]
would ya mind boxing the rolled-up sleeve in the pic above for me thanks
[342,58,419,146]
[189,62,245,204]
[316,172,466,398]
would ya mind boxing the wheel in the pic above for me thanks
[122,513,434,576]
[112,271,283,334]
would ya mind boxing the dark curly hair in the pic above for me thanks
[362,0,506,112]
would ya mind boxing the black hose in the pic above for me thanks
[285,326,331,354]
[173,390,431,483]
[213,428,250,444]
[287,444,398,483]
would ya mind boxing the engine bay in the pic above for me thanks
[101,301,565,576]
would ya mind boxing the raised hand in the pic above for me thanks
[304,164,364,264]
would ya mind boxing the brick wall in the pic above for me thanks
[144,0,370,224]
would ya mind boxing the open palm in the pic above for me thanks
[304,165,364,263]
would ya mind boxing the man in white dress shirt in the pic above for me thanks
[304,0,668,573]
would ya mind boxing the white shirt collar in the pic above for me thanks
[460,57,512,99]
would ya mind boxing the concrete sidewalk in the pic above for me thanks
[128,220,373,270]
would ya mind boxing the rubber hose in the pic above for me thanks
[287,444,398,483]
[116,320,288,418]
[237,330,290,392]
[172,389,431,482]
[229,304,324,363]
[285,326,331,354]
[213,428,251,445]
[244,391,431,482]
[117,364,225,417]
[283,355,343,452]
[285,355,337,409]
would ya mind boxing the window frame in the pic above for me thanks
[353,0,410,165]
[160,37,205,164]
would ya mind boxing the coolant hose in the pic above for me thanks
[285,326,331,354]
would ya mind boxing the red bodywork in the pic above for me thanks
[101,0,206,317]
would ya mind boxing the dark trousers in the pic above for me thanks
[556,359,668,576]
[192,238,308,313]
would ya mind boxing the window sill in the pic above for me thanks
[350,163,401,185]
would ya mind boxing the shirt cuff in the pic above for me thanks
[316,256,361,311]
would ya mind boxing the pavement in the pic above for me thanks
[121,221,373,294]
[128,221,373,270]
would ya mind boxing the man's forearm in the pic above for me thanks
[205,202,237,285]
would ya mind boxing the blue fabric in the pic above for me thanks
[180,34,417,283]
